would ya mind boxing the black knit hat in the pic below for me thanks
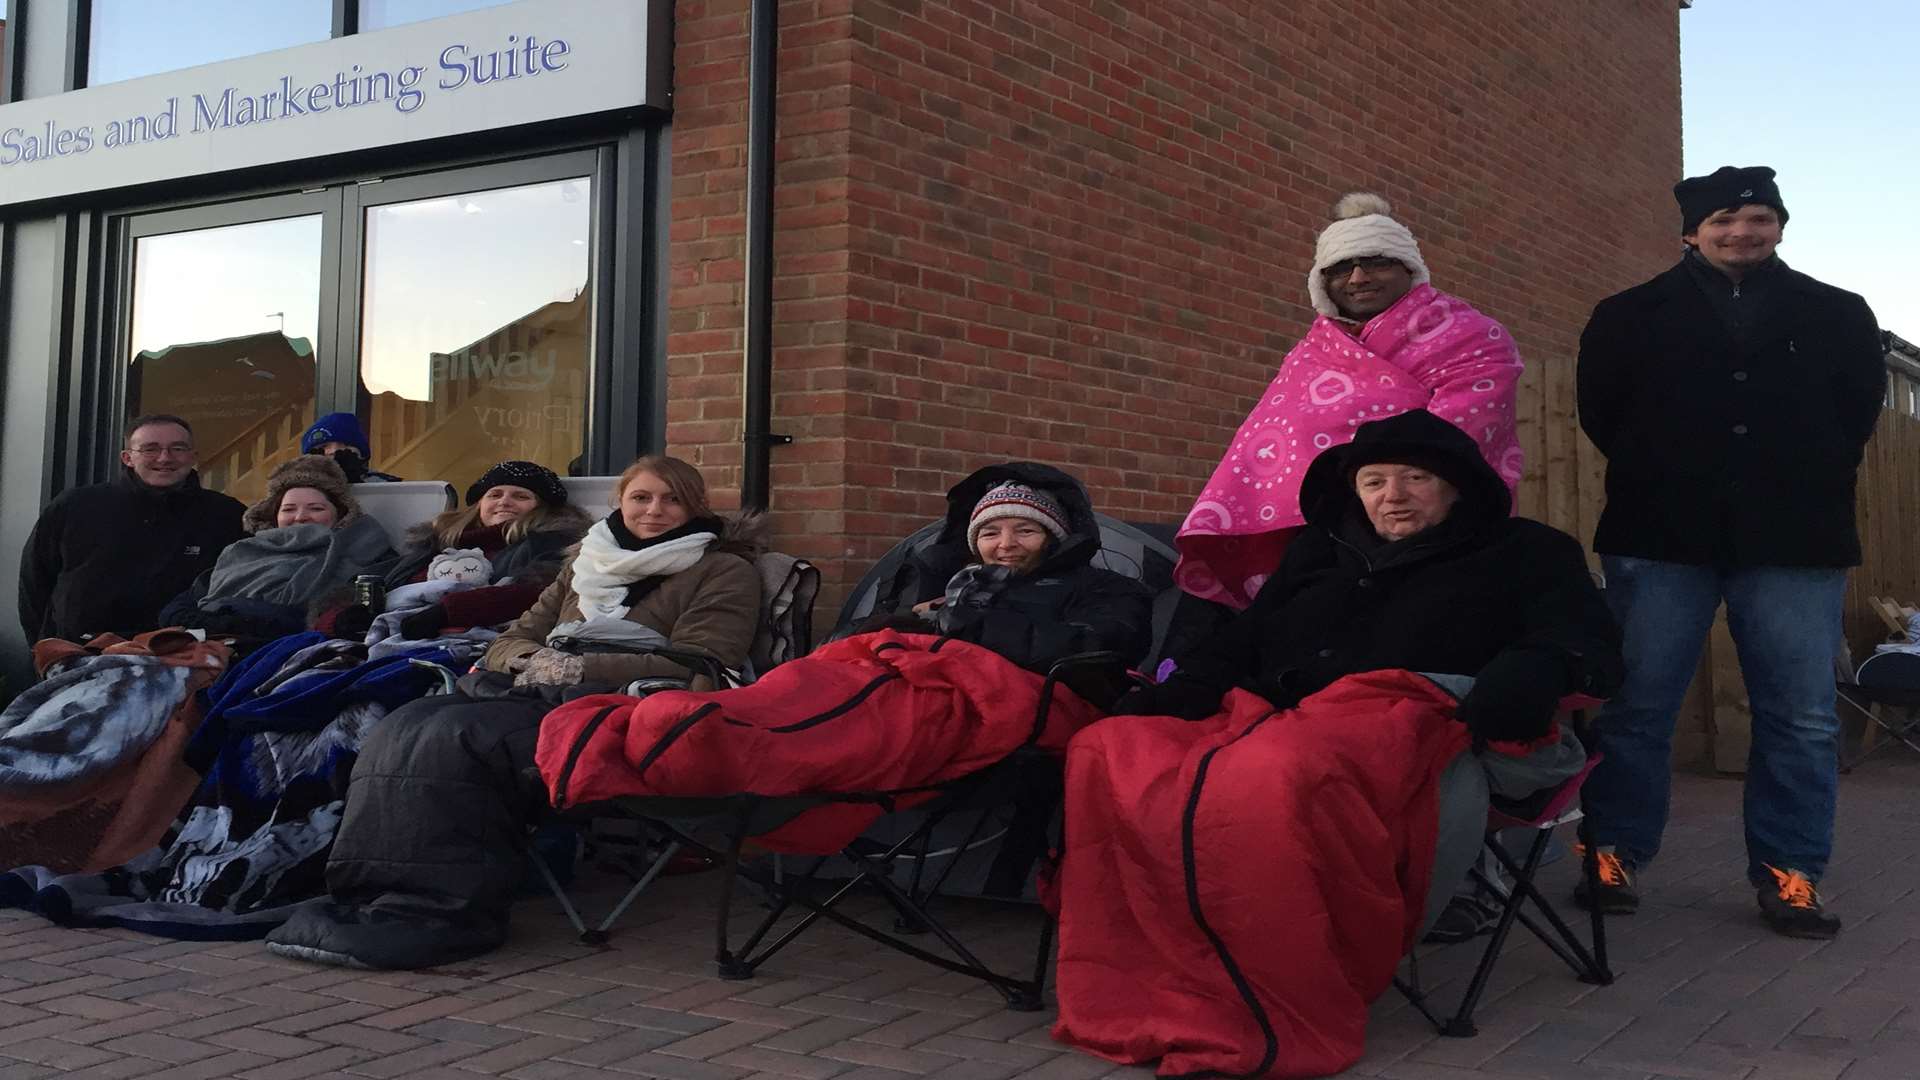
[466,460,569,508]
[1674,165,1789,236]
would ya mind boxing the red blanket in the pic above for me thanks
[1051,671,1473,1079]
[536,630,1104,854]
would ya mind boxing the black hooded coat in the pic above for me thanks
[889,462,1154,679]
[1120,410,1623,741]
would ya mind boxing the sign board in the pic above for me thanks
[0,0,667,208]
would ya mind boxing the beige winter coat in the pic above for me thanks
[480,549,761,691]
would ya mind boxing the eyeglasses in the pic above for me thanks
[129,443,194,457]
[1321,256,1404,279]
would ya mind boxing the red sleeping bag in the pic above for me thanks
[1051,670,1474,1079]
[535,630,1104,854]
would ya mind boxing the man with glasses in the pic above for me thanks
[1576,166,1886,938]
[18,414,245,645]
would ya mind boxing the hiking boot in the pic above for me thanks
[1757,865,1841,939]
[1423,894,1500,944]
[1571,844,1639,914]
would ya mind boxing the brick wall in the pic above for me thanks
[664,0,1684,619]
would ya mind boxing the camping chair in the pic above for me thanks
[527,550,822,941]
[540,515,1177,1010]
[1395,707,1614,1038]
[1837,634,1920,773]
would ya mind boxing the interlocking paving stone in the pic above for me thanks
[9,764,1920,1080]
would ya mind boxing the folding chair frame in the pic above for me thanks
[1394,717,1615,1039]
[535,650,1125,1011]
[1837,682,1920,773]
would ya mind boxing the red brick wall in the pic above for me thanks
[665,0,1683,617]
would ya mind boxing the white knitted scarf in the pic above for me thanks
[570,520,715,621]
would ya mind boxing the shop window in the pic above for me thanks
[360,0,519,32]
[126,215,324,505]
[358,176,593,482]
[88,0,331,87]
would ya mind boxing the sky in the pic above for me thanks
[1681,0,1920,339]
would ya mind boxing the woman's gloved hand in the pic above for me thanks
[398,603,448,640]
[511,647,585,688]
[1456,649,1572,742]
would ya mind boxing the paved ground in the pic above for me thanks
[4,754,1918,1080]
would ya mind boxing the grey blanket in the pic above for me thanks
[0,654,191,789]
[205,516,392,608]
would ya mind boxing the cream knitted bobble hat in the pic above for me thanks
[1306,192,1431,318]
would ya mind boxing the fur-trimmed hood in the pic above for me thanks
[242,454,364,535]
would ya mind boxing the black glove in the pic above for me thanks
[331,604,374,640]
[1108,674,1223,721]
[329,448,371,484]
[1456,649,1572,743]
[399,603,449,640]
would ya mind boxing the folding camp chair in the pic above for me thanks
[529,552,821,939]
[539,515,1176,1010]
[1837,647,1920,772]
[1395,710,1614,1038]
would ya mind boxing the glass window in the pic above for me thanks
[359,177,593,482]
[89,0,331,87]
[127,216,323,505]
[360,0,519,32]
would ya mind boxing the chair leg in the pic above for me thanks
[1485,825,1612,987]
[1577,814,1611,983]
[1442,830,1553,1037]
[530,847,592,941]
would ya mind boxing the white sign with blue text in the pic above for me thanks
[0,0,666,208]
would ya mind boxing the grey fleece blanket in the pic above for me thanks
[204,516,393,608]
[0,655,192,789]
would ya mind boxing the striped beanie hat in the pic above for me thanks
[968,482,1069,545]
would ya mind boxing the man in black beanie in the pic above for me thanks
[1575,165,1886,938]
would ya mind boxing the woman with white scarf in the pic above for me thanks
[268,455,762,971]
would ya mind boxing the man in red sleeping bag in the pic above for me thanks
[1052,410,1622,1078]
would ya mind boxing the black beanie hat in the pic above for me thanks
[466,460,569,508]
[1674,165,1789,236]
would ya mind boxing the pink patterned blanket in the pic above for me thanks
[1175,285,1524,608]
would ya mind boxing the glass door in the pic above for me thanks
[340,152,601,484]
[120,192,340,504]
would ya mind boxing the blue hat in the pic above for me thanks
[301,412,370,459]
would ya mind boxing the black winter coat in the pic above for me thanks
[890,463,1153,693]
[1577,257,1884,567]
[1125,411,1623,742]
[18,470,246,643]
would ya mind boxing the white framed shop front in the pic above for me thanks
[0,0,674,679]
[0,0,669,207]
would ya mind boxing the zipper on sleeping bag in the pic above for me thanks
[554,671,903,805]
[552,703,624,809]
[1171,710,1282,1080]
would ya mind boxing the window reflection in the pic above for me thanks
[89,0,331,87]
[360,0,519,32]
[360,178,592,484]
[128,216,323,505]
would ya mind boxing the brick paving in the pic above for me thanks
[4,755,1918,1080]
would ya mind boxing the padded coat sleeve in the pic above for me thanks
[946,568,1154,674]
[1833,295,1886,455]
[17,502,64,641]
[481,567,570,673]
[1456,528,1624,741]
[1575,297,1632,459]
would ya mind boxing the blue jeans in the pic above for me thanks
[1583,556,1846,887]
